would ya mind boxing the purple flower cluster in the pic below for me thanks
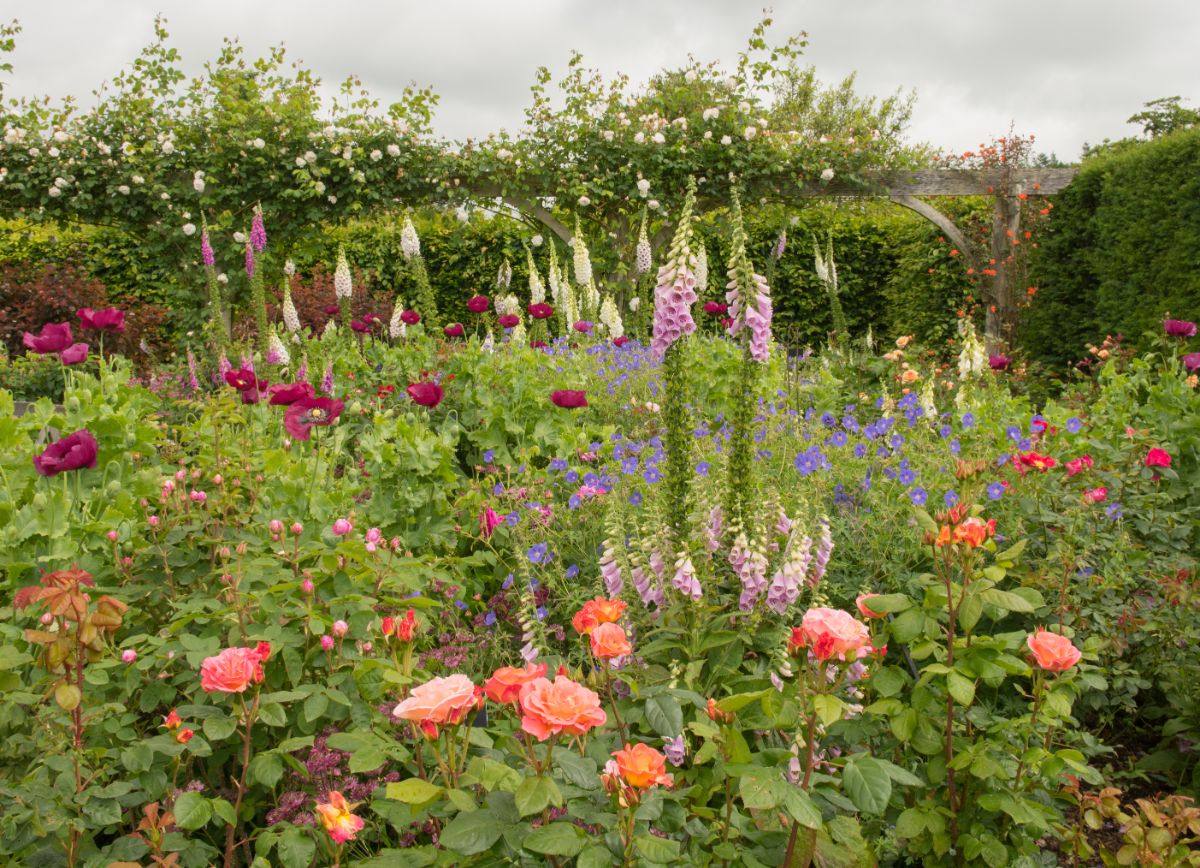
[651,263,698,357]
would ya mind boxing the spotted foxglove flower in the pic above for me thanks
[389,296,407,339]
[334,246,352,299]
[250,206,267,252]
[650,181,700,357]
[282,286,301,333]
[599,295,624,339]
[730,533,770,611]
[572,217,593,287]
[636,218,652,275]
[810,519,833,587]
[672,552,701,600]
[956,318,988,380]
[600,541,624,597]
[527,247,546,304]
[481,330,494,353]
[725,192,772,361]
[268,331,290,365]
[497,259,512,290]
[400,216,420,260]
[695,241,708,294]
[284,258,296,277]
[766,531,812,614]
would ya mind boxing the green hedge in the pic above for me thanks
[1026,127,1200,366]
[1,202,974,347]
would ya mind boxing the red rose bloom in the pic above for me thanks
[1145,447,1171,468]
[407,381,444,407]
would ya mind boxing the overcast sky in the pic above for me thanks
[4,1,1197,160]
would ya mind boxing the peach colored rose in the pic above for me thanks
[519,675,607,741]
[612,742,673,789]
[200,646,265,693]
[315,791,365,844]
[900,369,920,384]
[855,594,886,619]
[571,597,628,635]
[1026,629,1082,672]
[798,607,870,661]
[952,516,990,548]
[484,662,547,704]
[895,335,913,349]
[590,622,632,659]
[393,674,480,725]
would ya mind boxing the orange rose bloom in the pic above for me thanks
[952,517,990,548]
[519,675,607,741]
[484,662,548,704]
[612,742,673,789]
[590,622,632,659]
[797,607,871,661]
[856,593,886,619]
[315,791,365,844]
[393,674,480,725]
[200,646,266,693]
[1026,629,1082,672]
[571,597,628,635]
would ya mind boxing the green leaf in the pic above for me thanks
[439,810,503,855]
[515,775,561,817]
[813,694,844,726]
[173,792,212,830]
[644,694,683,737]
[716,689,770,714]
[578,844,618,868]
[277,827,316,868]
[348,746,386,774]
[303,691,329,723]
[896,806,926,838]
[739,773,786,810]
[55,683,81,711]
[210,797,237,826]
[523,822,585,857]
[863,593,912,614]
[783,789,823,830]
[843,756,892,815]
[202,714,238,742]
[468,756,522,792]
[978,588,1035,613]
[957,592,983,632]
[890,708,918,743]
[0,645,33,670]
[993,538,1027,563]
[386,778,443,804]
[635,834,681,863]
[871,666,907,697]
[875,759,923,787]
[257,702,288,727]
[889,608,926,644]
[552,750,599,789]
[247,752,284,788]
[946,672,976,706]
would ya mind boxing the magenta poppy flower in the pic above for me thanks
[351,319,371,333]
[550,389,588,409]
[268,382,316,406]
[77,308,126,333]
[613,336,630,347]
[284,397,344,440]
[224,368,258,391]
[1184,352,1200,373]
[1163,319,1197,338]
[323,305,341,316]
[60,342,89,365]
[407,381,444,407]
[530,340,548,349]
[573,320,593,333]
[241,381,268,404]
[528,303,554,320]
[988,354,1012,371]
[444,323,465,338]
[703,301,727,315]
[400,310,421,325]
[33,429,98,476]
[467,295,490,313]
[498,314,519,329]
[22,322,74,355]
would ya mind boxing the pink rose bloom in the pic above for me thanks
[479,507,501,538]
[332,518,354,536]
[518,675,607,741]
[200,647,266,693]
[393,674,480,725]
[320,635,335,651]
[1144,447,1171,468]
[121,649,137,664]
[1083,487,1107,503]
[1027,628,1082,672]
[797,607,871,661]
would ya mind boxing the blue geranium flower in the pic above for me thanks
[962,412,975,428]
[483,449,495,463]
[944,490,959,508]
[549,458,567,471]
[644,467,662,484]
[1067,417,1082,434]
[910,487,928,505]
[987,481,1005,500]
[566,564,579,579]
[830,431,849,448]
[629,490,643,506]
[899,468,916,485]
[853,443,868,459]
[526,543,549,564]
[696,461,710,476]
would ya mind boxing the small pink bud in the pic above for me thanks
[365,527,383,544]
[107,530,119,542]
[122,556,133,568]
[40,612,54,625]
[391,536,402,550]
[148,516,160,527]
[121,649,137,664]
[190,490,207,504]
[161,479,175,493]
[320,635,335,651]
[291,522,304,536]
[219,546,231,559]
[167,650,175,660]
[221,573,234,584]
[269,519,284,534]
[301,578,315,594]
[332,619,349,637]
[190,468,201,480]
[236,542,247,555]
[174,469,186,482]
[332,518,353,536]
[361,641,373,653]
[213,474,224,485]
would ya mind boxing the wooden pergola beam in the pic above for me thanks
[809,167,1077,198]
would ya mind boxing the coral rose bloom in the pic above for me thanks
[519,675,607,741]
[393,674,480,725]
[571,597,628,635]
[798,607,870,661]
[590,622,632,659]
[855,593,886,619]
[200,647,266,693]
[315,791,365,844]
[1026,628,1082,672]
[484,663,548,704]
[612,742,674,789]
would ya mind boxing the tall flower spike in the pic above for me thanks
[267,331,290,366]
[497,259,513,290]
[334,245,353,299]
[400,216,420,260]
[572,216,593,287]
[635,211,652,276]
[650,178,698,358]
[201,228,215,267]
[282,285,301,333]
[599,295,624,339]
[695,241,708,295]
[389,296,407,339]
[250,205,267,252]
[725,190,772,362]
[527,245,546,304]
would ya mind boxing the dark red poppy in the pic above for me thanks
[467,295,490,313]
[573,320,593,333]
[498,315,519,329]
[77,308,126,333]
[241,381,268,404]
[400,310,421,325]
[1163,319,1197,338]
[988,354,1012,371]
[269,382,316,406]
[33,429,98,476]
[444,323,465,338]
[613,336,630,347]
[284,397,344,440]
[224,368,259,391]
[528,303,554,320]
[22,322,74,355]
[351,319,371,333]
[324,305,341,316]
[720,317,733,330]
[407,381,444,407]
[550,389,588,409]
[61,343,89,365]
[703,301,727,315]
[530,340,548,349]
